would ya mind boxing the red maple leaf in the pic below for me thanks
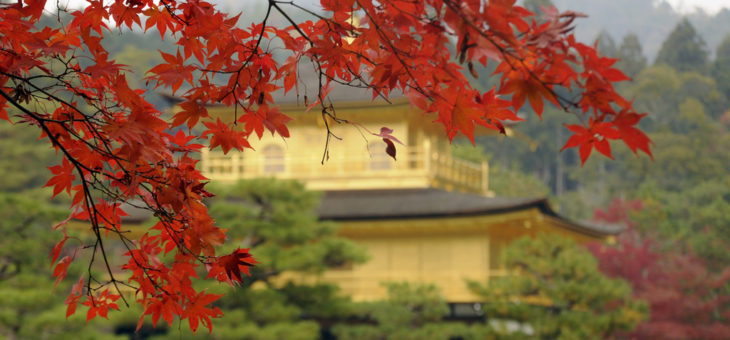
[182,291,223,333]
[82,289,120,322]
[237,105,292,139]
[203,118,251,154]
[49,227,69,267]
[136,295,181,331]
[44,158,76,198]
[147,50,195,93]
[65,277,84,319]
[207,248,257,286]
[52,256,72,289]
[143,7,175,39]
[562,120,621,165]
[172,98,209,129]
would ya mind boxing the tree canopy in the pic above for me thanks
[0,0,651,332]
[589,199,730,339]
[655,18,708,73]
[468,234,645,339]
[616,33,647,79]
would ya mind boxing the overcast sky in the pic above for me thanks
[664,0,730,13]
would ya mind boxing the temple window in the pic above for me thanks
[369,141,392,170]
[263,144,285,173]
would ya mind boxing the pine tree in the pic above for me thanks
[595,30,618,58]
[712,34,730,100]
[617,33,648,78]
[468,235,646,339]
[655,18,708,73]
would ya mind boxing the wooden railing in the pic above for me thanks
[430,152,489,195]
[200,146,490,195]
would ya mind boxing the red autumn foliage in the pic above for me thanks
[588,199,730,339]
[0,0,651,332]
[207,247,258,286]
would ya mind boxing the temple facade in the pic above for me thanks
[198,97,490,196]
[190,94,620,307]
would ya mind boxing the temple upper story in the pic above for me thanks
[197,97,494,196]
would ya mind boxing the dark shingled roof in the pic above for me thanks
[317,188,623,237]
[118,189,622,237]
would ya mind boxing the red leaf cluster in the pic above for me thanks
[0,0,652,333]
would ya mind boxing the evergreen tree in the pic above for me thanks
[148,179,368,339]
[595,30,618,58]
[332,283,494,340]
[712,33,730,100]
[716,33,730,60]
[0,194,132,340]
[0,121,57,193]
[468,235,646,339]
[616,33,647,79]
[655,18,708,73]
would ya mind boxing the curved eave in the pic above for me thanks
[318,191,623,238]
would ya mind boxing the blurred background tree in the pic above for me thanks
[468,235,646,340]
[146,179,367,340]
[655,18,708,73]
[589,199,730,339]
[616,33,648,79]
[331,282,494,340]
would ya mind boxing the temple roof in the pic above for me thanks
[119,188,622,238]
[317,188,623,237]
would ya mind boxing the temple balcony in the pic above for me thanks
[200,142,493,196]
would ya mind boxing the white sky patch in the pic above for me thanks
[664,0,730,14]
[44,0,87,13]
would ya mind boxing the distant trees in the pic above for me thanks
[471,17,730,312]
[616,33,647,78]
[589,199,730,340]
[655,18,708,73]
[712,34,730,100]
[595,31,647,79]
[595,30,618,58]
[0,121,57,193]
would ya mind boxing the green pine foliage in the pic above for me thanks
[616,33,648,78]
[655,18,708,73]
[331,282,496,340]
[468,235,647,339]
[147,179,367,339]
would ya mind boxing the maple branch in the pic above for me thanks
[0,71,178,304]
[319,104,344,164]
[0,88,131,305]
[273,1,389,106]
[441,0,577,113]
[158,0,189,26]
[271,1,314,46]
[356,0,429,96]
